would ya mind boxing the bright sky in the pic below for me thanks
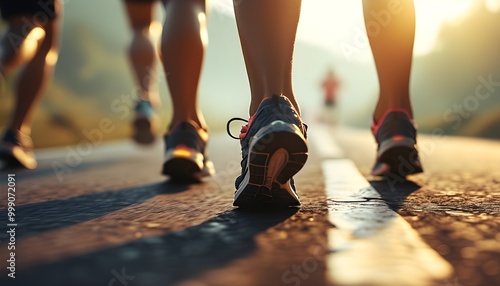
[211,0,500,61]
[297,0,476,59]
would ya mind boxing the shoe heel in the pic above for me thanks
[378,144,423,177]
[133,116,157,145]
[162,146,205,182]
[234,123,307,207]
[162,157,203,182]
[249,123,308,186]
[276,152,308,184]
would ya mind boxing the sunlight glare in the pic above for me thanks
[198,12,209,47]
[422,0,475,21]
[486,0,500,12]
[149,21,162,38]
[45,49,58,66]
[22,27,46,60]
[212,0,482,58]
[414,0,475,55]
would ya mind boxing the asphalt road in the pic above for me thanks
[0,125,498,286]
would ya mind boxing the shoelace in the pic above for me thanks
[226,117,248,140]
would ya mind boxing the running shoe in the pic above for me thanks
[228,94,308,208]
[0,129,37,169]
[132,100,158,145]
[371,108,423,177]
[162,120,215,182]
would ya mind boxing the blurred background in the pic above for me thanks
[0,0,499,148]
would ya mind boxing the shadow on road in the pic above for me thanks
[0,159,118,180]
[369,179,421,211]
[0,180,188,240]
[6,208,298,286]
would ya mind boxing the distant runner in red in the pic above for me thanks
[321,68,340,108]
[320,68,340,124]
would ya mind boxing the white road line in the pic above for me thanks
[323,160,452,286]
[309,124,453,285]
[308,124,345,159]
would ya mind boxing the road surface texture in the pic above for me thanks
[0,125,498,286]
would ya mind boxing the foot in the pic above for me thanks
[371,108,423,178]
[161,120,215,182]
[132,100,158,145]
[0,129,37,169]
[229,94,308,208]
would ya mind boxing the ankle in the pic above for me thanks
[7,125,31,136]
[170,118,206,131]
[249,94,300,116]
[374,105,413,123]
[138,92,160,109]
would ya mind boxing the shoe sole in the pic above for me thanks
[373,138,423,177]
[162,148,215,182]
[0,145,37,170]
[234,121,308,208]
[132,116,157,145]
